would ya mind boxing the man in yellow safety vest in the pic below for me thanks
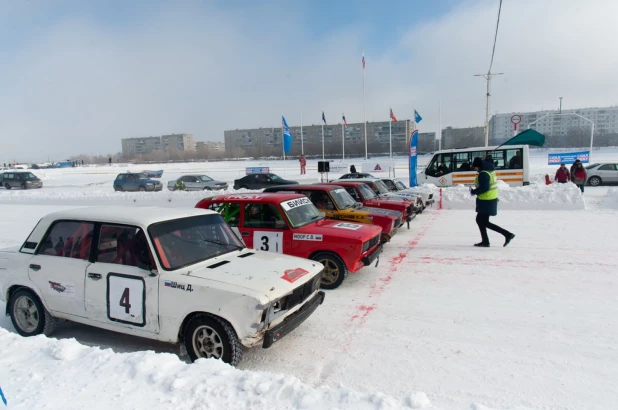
[470,157,515,247]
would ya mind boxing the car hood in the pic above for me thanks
[357,206,401,219]
[186,250,322,299]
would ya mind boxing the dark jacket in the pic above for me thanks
[471,160,498,216]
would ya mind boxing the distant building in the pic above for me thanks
[224,120,416,158]
[121,134,194,158]
[489,106,618,144]
[196,141,225,152]
[441,126,485,150]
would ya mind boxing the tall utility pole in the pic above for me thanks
[474,72,502,146]
[559,97,563,113]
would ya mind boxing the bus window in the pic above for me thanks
[426,153,452,177]
[453,152,471,171]
[507,149,523,169]
[486,150,507,170]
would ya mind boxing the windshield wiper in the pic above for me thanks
[310,215,322,220]
[201,238,244,250]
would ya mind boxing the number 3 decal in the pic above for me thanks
[253,231,282,253]
[107,274,145,326]
[261,236,269,251]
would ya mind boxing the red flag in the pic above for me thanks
[390,108,397,122]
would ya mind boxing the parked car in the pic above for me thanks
[323,181,416,227]
[331,178,423,215]
[263,184,402,243]
[380,178,435,209]
[337,172,376,180]
[168,175,228,191]
[142,170,164,178]
[1,171,43,190]
[233,173,298,190]
[585,163,618,186]
[196,193,383,289]
[113,173,163,192]
[0,207,325,366]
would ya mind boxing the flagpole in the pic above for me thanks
[438,101,442,151]
[341,119,345,160]
[321,123,325,160]
[363,51,367,160]
[301,112,304,155]
[282,114,286,170]
[389,110,392,159]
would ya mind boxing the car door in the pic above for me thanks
[184,176,201,190]
[28,220,94,317]
[85,224,159,333]
[239,203,285,253]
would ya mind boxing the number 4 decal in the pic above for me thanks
[107,274,145,326]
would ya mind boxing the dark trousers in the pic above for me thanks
[476,213,510,244]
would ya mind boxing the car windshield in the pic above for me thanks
[358,184,377,200]
[330,188,357,209]
[373,180,391,194]
[270,174,283,181]
[22,173,38,180]
[395,181,407,190]
[585,163,600,170]
[199,175,213,182]
[280,197,323,228]
[148,214,244,271]
[137,174,149,180]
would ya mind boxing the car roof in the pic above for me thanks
[203,193,307,203]
[335,178,381,183]
[39,206,217,227]
[264,184,343,191]
[325,181,370,187]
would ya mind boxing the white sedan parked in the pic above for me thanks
[0,207,325,366]
[586,163,618,186]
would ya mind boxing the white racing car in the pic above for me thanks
[380,178,435,210]
[0,207,325,366]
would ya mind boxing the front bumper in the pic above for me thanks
[148,184,163,191]
[362,243,383,267]
[426,199,435,206]
[262,290,325,348]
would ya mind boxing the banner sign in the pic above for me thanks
[409,130,419,187]
[245,167,270,174]
[548,151,589,165]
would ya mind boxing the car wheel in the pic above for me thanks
[138,186,146,192]
[9,289,57,337]
[312,251,348,290]
[183,314,243,366]
[203,187,211,190]
[5,183,11,190]
[21,183,27,189]
[588,176,601,186]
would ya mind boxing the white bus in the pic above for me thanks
[419,145,530,187]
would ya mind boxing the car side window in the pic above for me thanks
[382,180,396,190]
[39,221,94,260]
[599,164,614,171]
[97,225,154,269]
[116,175,125,181]
[244,204,282,228]
[310,191,335,210]
[209,202,241,227]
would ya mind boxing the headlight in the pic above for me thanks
[146,182,154,185]
[362,240,370,253]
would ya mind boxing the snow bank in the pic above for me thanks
[603,188,618,210]
[441,181,585,210]
[0,328,439,410]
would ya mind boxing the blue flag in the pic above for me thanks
[0,386,7,406]
[282,116,292,154]
[322,111,327,124]
[409,130,419,187]
[414,109,423,123]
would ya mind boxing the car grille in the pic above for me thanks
[395,217,402,227]
[362,234,380,253]
[282,272,322,311]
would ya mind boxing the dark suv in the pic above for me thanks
[1,172,43,189]
[113,173,163,192]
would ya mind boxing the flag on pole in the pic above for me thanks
[322,111,327,124]
[282,116,292,154]
[0,386,6,406]
[342,114,348,126]
[390,108,397,122]
[414,109,423,123]
[362,52,365,69]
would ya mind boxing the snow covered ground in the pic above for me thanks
[0,149,617,409]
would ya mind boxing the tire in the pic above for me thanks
[9,289,57,337]
[183,314,243,366]
[21,183,27,190]
[202,187,211,190]
[311,251,348,290]
[5,183,11,190]
[138,186,146,192]
[114,185,124,192]
[588,176,601,186]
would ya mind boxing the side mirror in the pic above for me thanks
[149,269,159,277]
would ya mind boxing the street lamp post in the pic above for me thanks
[474,72,503,147]
[559,97,563,113]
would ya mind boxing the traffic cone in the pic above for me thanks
[545,174,552,185]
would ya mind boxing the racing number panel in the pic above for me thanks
[106,273,146,327]
[253,231,283,253]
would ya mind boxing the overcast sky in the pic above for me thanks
[1,0,617,162]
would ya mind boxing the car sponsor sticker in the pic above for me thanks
[281,197,312,211]
[293,233,323,241]
[333,222,362,230]
[281,268,310,283]
[164,281,194,292]
[224,194,265,200]
[48,280,76,296]
[333,188,346,194]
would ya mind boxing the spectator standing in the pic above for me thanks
[555,164,570,183]
[350,164,357,173]
[299,155,307,175]
[570,159,581,181]
[572,162,587,193]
